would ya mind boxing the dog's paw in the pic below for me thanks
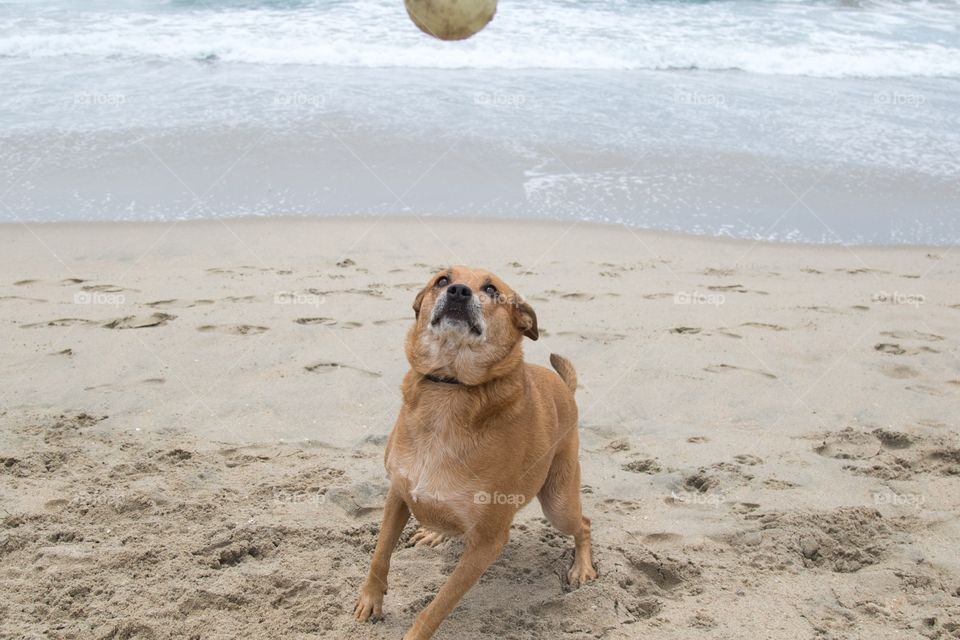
[353,586,385,622]
[567,561,598,587]
[408,527,447,548]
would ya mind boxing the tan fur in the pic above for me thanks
[354,266,597,640]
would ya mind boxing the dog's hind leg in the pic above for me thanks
[538,453,598,586]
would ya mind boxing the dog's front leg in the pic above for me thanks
[354,486,410,622]
[403,528,509,640]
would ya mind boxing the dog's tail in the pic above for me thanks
[549,353,578,394]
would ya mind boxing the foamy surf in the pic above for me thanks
[1,0,958,243]
[1,0,960,77]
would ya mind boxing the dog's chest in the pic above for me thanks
[387,415,479,521]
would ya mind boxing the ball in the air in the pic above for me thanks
[404,0,497,41]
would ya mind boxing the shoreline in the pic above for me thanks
[4,214,957,251]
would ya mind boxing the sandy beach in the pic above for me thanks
[0,217,957,639]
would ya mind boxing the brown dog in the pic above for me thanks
[354,266,597,639]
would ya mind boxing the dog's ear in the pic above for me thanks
[413,284,429,319]
[514,298,538,341]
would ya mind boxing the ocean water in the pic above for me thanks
[1,0,959,243]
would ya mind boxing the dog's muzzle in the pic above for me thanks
[430,284,483,335]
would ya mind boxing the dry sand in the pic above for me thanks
[0,217,958,639]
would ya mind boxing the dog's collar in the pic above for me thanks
[424,373,461,385]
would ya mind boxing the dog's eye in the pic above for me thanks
[435,276,449,287]
[483,284,498,298]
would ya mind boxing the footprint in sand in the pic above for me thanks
[706,284,769,295]
[709,328,743,339]
[740,322,787,332]
[704,364,777,379]
[880,330,944,342]
[304,362,380,377]
[703,267,737,276]
[880,364,920,379]
[763,478,798,490]
[874,343,939,356]
[544,290,595,301]
[872,428,913,449]
[800,305,848,315]
[25,313,174,329]
[147,299,217,309]
[0,295,47,303]
[295,317,334,326]
[372,318,409,326]
[670,327,702,335]
[814,429,884,460]
[707,283,747,292]
[621,458,662,474]
[604,438,631,452]
[730,502,761,514]
[557,331,627,344]
[905,384,947,397]
[82,284,139,293]
[306,287,383,298]
[197,324,268,336]
[103,313,176,329]
[835,267,888,275]
[294,318,362,328]
[733,454,764,466]
[21,318,100,328]
[643,532,683,544]
[815,428,959,479]
[205,265,270,275]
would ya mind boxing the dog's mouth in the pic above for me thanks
[431,305,483,336]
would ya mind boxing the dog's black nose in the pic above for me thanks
[447,283,473,300]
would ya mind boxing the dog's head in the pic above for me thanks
[405,266,537,385]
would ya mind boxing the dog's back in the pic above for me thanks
[523,354,579,449]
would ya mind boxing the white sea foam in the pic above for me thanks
[1,0,959,77]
